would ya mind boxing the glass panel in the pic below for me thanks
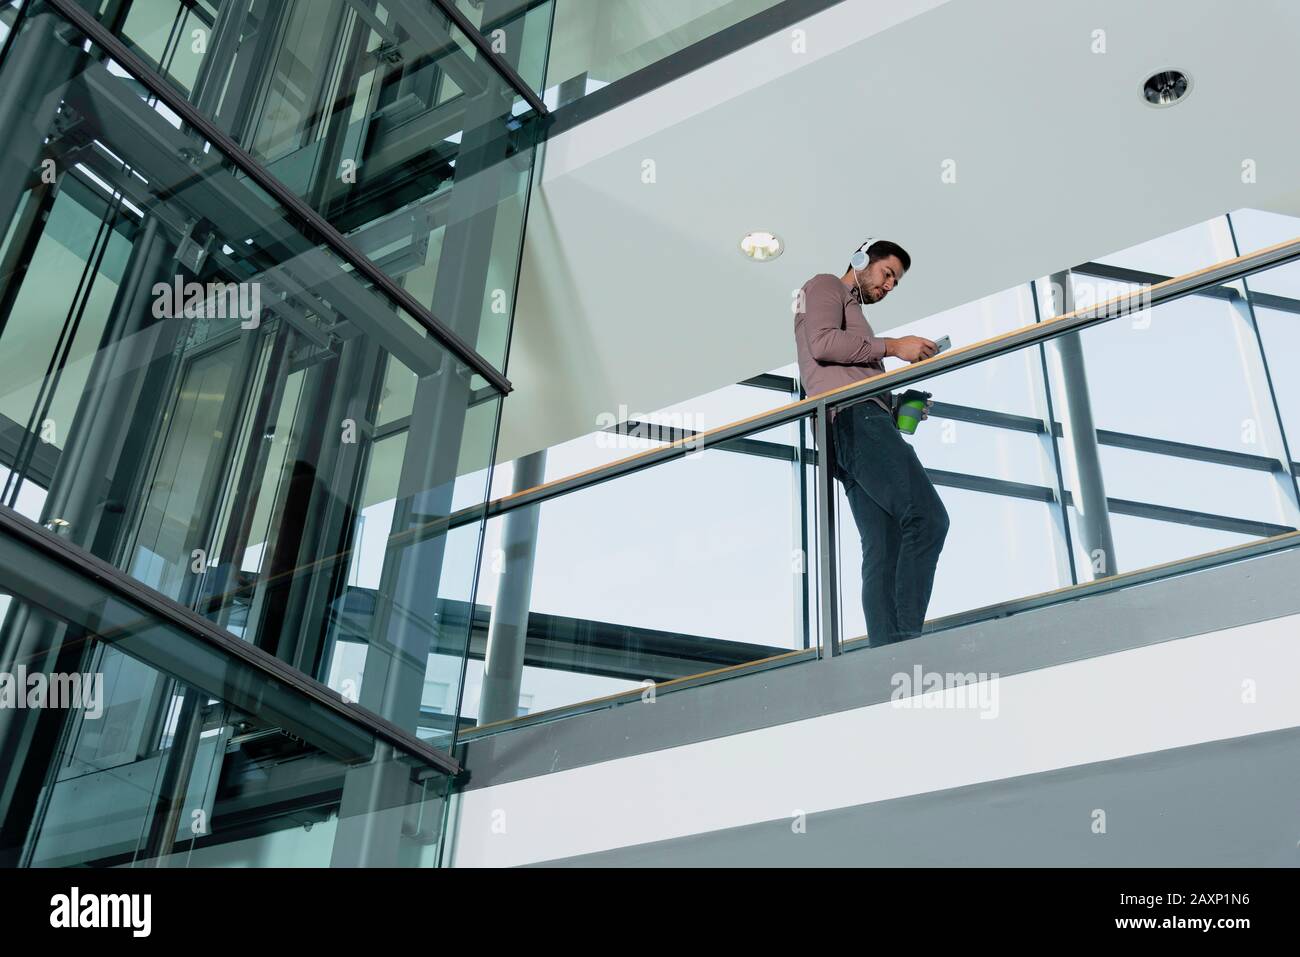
[452,0,555,93]
[831,251,1300,646]
[829,283,1067,644]
[0,5,498,748]
[1094,444,1293,528]
[461,441,816,732]
[1253,306,1300,464]
[1227,208,1300,301]
[1091,512,1257,572]
[488,376,798,498]
[90,0,545,371]
[1094,214,1235,278]
[831,386,1069,648]
[0,530,453,867]
[1051,278,1283,453]
[545,0,784,106]
[889,489,1063,626]
[1042,266,1300,582]
[882,284,1044,418]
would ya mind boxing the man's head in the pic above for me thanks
[844,239,911,304]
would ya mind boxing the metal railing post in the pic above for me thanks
[814,403,840,657]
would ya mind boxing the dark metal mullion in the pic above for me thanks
[927,469,1055,503]
[741,373,799,393]
[1072,260,1300,320]
[1100,496,1294,540]
[0,173,56,341]
[8,181,118,509]
[925,401,1288,472]
[1072,260,1242,302]
[930,401,1044,433]
[151,0,189,96]
[1248,290,1300,315]
[43,0,513,397]
[373,414,412,441]
[209,330,293,625]
[300,6,359,165]
[1094,429,1282,472]
[307,7,370,212]
[178,332,268,612]
[278,339,385,676]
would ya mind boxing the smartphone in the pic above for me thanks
[933,335,951,354]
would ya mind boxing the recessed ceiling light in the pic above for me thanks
[739,231,783,262]
[1142,69,1192,107]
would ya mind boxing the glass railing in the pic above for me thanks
[0,509,454,867]
[0,3,496,751]
[451,229,1300,735]
[67,0,548,374]
[465,419,817,728]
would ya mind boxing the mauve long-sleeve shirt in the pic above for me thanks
[794,273,893,414]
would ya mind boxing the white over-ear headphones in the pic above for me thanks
[850,237,877,305]
[850,237,877,272]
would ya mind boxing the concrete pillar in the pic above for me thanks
[478,449,546,725]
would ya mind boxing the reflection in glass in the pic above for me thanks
[92,0,547,371]
[0,4,502,749]
[0,535,452,867]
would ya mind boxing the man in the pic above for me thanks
[793,239,949,647]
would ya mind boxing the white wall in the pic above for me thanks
[448,611,1300,866]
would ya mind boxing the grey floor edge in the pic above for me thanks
[530,725,1300,867]
[458,543,1300,791]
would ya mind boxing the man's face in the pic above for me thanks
[861,254,905,304]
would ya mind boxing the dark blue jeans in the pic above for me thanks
[831,401,949,646]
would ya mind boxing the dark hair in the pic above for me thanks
[847,239,911,273]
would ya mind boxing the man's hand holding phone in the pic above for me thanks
[886,335,939,362]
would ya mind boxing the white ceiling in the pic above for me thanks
[498,0,1300,463]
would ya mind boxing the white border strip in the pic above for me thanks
[450,614,1300,866]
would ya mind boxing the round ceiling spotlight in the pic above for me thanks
[1142,69,1192,107]
[739,231,783,262]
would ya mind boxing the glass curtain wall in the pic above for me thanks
[0,0,551,867]
[0,0,549,820]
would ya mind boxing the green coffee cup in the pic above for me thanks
[895,390,932,434]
